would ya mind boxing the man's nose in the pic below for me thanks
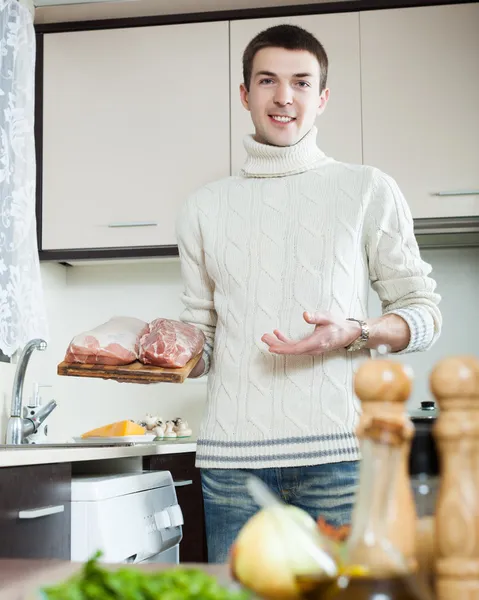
[273,84,293,106]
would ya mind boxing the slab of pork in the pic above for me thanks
[139,318,205,368]
[64,316,149,365]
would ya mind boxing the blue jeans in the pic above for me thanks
[201,461,359,563]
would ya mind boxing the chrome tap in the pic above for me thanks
[5,339,57,445]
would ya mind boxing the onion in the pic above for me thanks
[230,506,332,600]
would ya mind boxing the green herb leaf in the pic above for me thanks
[41,552,250,600]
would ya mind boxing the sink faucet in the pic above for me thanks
[5,339,57,445]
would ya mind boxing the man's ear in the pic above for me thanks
[240,83,250,111]
[317,88,330,116]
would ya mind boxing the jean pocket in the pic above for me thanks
[201,468,254,505]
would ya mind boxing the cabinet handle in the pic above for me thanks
[18,505,65,519]
[107,222,158,228]
[174,480,193,487]
[433,190,479,197]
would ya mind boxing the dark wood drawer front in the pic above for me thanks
[0,463,71,560]
[144,452,207,563]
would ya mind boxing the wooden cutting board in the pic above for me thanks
[57,353,201,384]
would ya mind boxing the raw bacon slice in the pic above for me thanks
[139,319,205,368]
[64,317,148,366]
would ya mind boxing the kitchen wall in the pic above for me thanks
[1,247,477,443]
[0,260,207,443]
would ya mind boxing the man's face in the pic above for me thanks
[240,46,329,147]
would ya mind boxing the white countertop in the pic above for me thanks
[0,438,197,468]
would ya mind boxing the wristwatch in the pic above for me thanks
[345,318,370,352]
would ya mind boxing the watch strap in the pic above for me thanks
[345,318,370,352]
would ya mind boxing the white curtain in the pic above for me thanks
[0,0,48,357]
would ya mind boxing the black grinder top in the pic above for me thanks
[408,401,439,477]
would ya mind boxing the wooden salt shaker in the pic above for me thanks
[354,359,417,570]
[431,355,479,600]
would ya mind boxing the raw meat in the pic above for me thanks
[64,317,149,365]
[139,319,205,368]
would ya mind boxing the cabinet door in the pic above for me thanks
[230,13,362,175]
[144,452,207,563]
[42,21,230,251]
[0,463,71,559]
[360,4,479,219]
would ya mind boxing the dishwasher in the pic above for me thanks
[71,471,184,564]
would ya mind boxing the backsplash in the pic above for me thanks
[0,248,477,443]
[0,260,207,443]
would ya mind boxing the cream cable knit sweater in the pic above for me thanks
[176,127,442,469]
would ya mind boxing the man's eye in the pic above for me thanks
[296,81,311,88]
[259,78,274,85]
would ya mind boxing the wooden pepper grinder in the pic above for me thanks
[354,358,417,570]
[431,355,479,600]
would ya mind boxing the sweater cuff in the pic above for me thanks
[197,342,213,377]
[387,306,436,354]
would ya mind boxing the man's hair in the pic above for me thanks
[242,24,329,93]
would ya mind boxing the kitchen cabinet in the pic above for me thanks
[38,4,479,261]
[229,13,363,175]
[360,3,479,220]
[41,21,230,254]
[144,452,207,563]
[0,463,71,560]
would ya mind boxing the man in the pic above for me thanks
[176,24,442,563]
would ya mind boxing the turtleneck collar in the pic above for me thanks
[240,126,326,178]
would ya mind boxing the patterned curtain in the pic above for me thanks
[0,0,48,357]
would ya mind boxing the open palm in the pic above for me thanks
[261,311,360,356]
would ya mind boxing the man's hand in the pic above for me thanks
[188,356,206,378]
[261,311,361,356]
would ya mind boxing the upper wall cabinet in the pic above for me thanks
[41,21,230,254]
[229,13,362,175]
[360,4,479,220]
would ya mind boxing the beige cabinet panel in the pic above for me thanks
[42,21,230,250]
[360,4,479,219]
[229,13,362,174]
